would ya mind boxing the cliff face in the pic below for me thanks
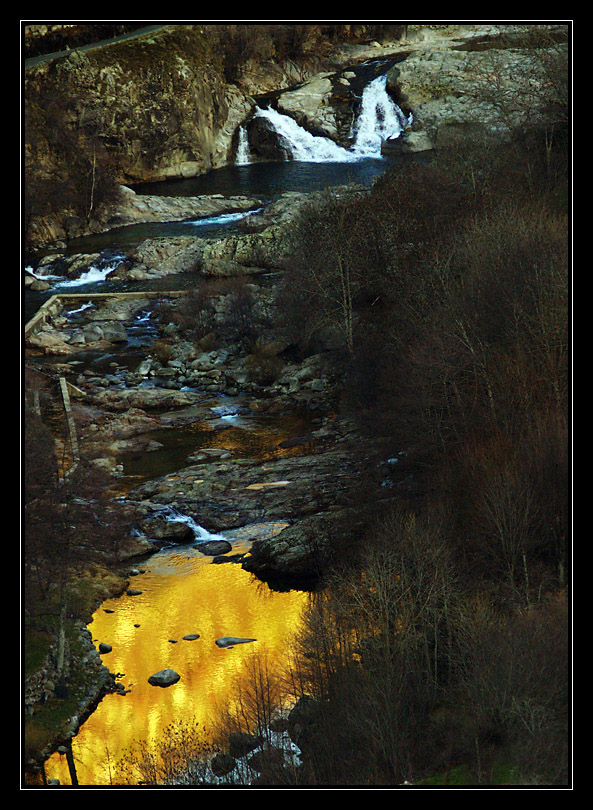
[25,26,251,184]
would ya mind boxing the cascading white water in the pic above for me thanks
[237,71,408,164]
[351,73,408,157]
[236,125,252,165]
[30,257,125,290]
[155,505,229,545]
[54,261,120,289]
[252,106,355,163]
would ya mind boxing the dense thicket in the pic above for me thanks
[266,115,570,784]
[24,371,130,653]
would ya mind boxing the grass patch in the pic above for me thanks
[24,618,105,762]
[24,627,55,678]
[417,764,477,786]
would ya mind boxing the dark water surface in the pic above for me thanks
[134,156,395,199]
[23,155,406,325]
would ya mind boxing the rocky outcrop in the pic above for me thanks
[25,27,248,185]
[108,186,263,230]
[148,669,181,687]
[386,24,568,151]
[277,76,339,140]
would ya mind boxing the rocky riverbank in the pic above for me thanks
[26,278,396,582]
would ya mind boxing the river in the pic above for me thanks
[28,60,407,787]
[45,538,309,785]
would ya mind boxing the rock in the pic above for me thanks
[384,30,568,147]
[148,669,181,687]
[210,752,237,777]
[136,358,153,376]
[215,636,257,648]
[212,553,245,565]
[228,732,262,758]
[182,634,200,641]
[26,329,73,355]
[277,76,339,140]
[126,589,142,596]
[98,643,112,654]
[196,539,233,556]
[29,278,51,291]
[140,518,195,546]
[99,321,128,343]
[381,130,434,154]
[114,186,262,229]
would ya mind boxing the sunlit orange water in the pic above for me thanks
[44,534,309,786]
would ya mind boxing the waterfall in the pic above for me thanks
[156,505,229,545]
[351,73,408,157]
[236,71,408,164]
[253,106,355,163]
[236,125,251,165]
[52,258,124,290]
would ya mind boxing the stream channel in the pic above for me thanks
[28,56,410,786]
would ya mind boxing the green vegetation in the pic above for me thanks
[24,622,99,763]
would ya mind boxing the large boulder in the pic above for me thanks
[196,539,233,556]
[277,76,338,140]
[246,115,293,162]
[241,515,331,579]
[139,517,195,546]
[228,732,262,758]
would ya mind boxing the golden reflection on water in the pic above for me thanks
[45,540,309,786]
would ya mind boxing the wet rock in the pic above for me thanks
[215,636,257,648]
[196,539,232,556]
[277,76,338,140]
[148,669,181,687]
[140,517,195,546]
[212,553,246,565]
[98,643,112,654]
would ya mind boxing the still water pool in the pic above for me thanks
[45,540,310,785]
